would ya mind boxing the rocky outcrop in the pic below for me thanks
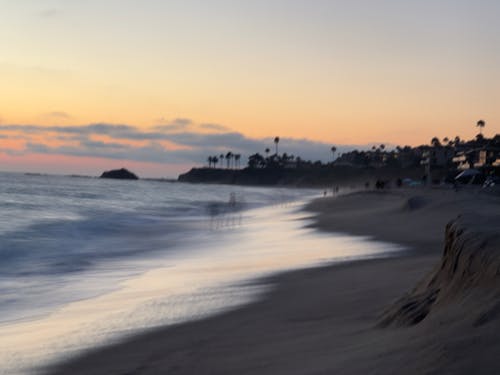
[100,168,139,180]
[379,214,500,327]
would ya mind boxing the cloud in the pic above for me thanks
[39,8,60,18]
[45,111,72,119]
[0,62,72,79]
[199,123,230,132]
[154,118,193,133]
[0,123,369,166]
[80,139,129,150]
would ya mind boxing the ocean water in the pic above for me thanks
[0,172,402,374]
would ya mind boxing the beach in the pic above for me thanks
[48,186,500,374]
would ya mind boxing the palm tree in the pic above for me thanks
[207,156,213,168]
[265,148,270,158]
[431,137,441,147]
[331,146,337,162]
[234,154,241,169]
[213,156,219,169]
[225,152,233,169]
[477,119,485,135]
[274,136,280,155]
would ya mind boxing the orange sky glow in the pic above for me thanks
[1,1,499,177]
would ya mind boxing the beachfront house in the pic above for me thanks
[452,134,500,172]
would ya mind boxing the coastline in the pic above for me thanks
[48,187,500,374]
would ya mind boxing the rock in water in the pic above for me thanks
[100,168,139,180]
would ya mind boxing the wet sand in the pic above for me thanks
[49,187,500,374]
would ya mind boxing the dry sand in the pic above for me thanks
[48,187,500,375]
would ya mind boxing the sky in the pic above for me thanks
[1,0,499,177]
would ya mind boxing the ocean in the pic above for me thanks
[0,172,401,374]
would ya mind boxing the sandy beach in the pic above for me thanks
[48,187,500,375]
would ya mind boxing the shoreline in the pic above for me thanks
[48,187,500,374]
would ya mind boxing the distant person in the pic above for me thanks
[229,192,237,210]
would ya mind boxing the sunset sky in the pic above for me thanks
[1,0,499,177]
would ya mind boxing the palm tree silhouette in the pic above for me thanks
[331,146,337,162]
[274,137,280,155]
[431,137,441,147]
[225,152,233,169]
[234,154,241,169]
[207,156,213,168]
[477,120,485,135]
[213,156,219,168]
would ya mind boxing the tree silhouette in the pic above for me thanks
[213,156,219,168]
[207,156,213,168]
[225,152,233,169]
[477,119,485,135]
[248,153,266,169]
[331,146,337,162]
[431,137,441,147]
[274,137,280,155]
[234,154,241,169]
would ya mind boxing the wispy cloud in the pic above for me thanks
[1,123,367,166]
[155,118,193,133]
[199,123,230,132]
[38,8,61,18]
[44,111,72,119]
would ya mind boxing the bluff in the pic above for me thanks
[178,166,435,187]
[380,214,500,327]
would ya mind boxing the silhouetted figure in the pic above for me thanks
[229,192,237,208]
